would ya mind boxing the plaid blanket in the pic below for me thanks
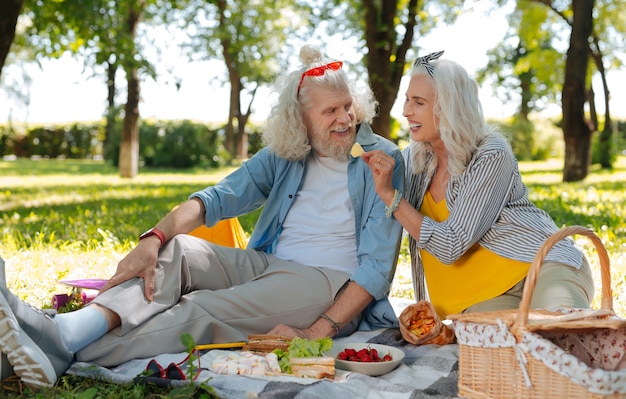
[67,328,460,398]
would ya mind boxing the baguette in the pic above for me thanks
[289,356,335,379]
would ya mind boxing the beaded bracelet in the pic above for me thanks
[320,313,340,336]
[385,189,403,218]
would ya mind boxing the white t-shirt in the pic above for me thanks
[274,153,358,274]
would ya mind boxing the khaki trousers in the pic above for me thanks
[76,235,350,367]
[463,257,595,314]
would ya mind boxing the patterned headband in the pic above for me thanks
[413,50,444,77]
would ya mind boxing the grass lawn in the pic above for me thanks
[1,156,625,397]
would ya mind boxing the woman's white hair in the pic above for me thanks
[409,57,501,176]
[263,45,378,161]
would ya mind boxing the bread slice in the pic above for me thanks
[243,334,292,353]
[290,356,335,379]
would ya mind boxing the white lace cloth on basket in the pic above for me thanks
[453,318,626,396]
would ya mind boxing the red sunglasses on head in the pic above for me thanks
[297,61,344,96]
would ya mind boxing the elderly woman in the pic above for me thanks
[363,51,594,319]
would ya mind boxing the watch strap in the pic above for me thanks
[140,227,166,248]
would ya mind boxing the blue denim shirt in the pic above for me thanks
[190,123,404,327]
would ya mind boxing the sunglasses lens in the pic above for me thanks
[146,359,165,378]
[329,61,342,70]
[166,363,186,380]
[297,61,343,95]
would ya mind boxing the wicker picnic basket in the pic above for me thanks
[448,225,626,399]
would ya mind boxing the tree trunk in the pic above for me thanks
[590,34,612,169]
[236,123,248,159]
[119,66,140,178]
[597,110,613,169]
[586,86,597,134]
[0,0,23,78]
[561,0,594,182]
[237,84,257,159]
[118,1,144,178]
[216,0,239,160]
[363,0,419,140]
[519,71,532,122]
[224,78,238,158]
[103,60,117,160]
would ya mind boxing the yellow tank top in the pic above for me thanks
[419,192,529,318]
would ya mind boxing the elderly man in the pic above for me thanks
[0,44,404,389]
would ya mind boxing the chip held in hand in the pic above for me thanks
[351,142,364,158]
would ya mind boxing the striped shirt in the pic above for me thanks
[403,134,583,301]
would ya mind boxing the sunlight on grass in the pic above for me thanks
[1,159,239,189]
[4,246,123,309]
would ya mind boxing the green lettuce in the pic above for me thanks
[272,337,333,373]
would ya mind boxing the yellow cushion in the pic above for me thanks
[189,218,248,249]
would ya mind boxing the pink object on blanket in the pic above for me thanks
[58,278,108,290]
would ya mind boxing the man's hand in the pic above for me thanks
[98,238,160,301]
[266,324,321,340]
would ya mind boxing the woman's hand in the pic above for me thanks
[362,150,396,206]
[98,239,160,301]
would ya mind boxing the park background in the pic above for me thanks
[1,1,625,174]
[3,3,624,126]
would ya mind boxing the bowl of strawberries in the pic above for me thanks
[327,343,405,376]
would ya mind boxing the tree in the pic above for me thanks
[0,0,24,79]
[560,0,594,181]
[117,0,145,178]
[483,0,624,177]
[535,0,601,179]
[15,0,177,177]
[315,0,463,140]
[586,0,625,168]
[180,0,304,160]
[476,2,564,121]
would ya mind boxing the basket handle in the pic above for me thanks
[515,225,613,331]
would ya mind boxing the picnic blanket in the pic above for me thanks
[66,327,460,398]
[66,298,461,398]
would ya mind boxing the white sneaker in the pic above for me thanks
[0,294,57,389]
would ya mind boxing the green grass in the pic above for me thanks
[1,156,625,397]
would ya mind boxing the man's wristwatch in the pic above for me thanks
[139,227,166,248]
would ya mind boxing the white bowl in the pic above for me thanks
[327,342,404,376]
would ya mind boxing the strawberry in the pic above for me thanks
[360,353,373,362]
[356,348,369,358]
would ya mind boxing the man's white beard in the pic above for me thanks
[309,126,356,162]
